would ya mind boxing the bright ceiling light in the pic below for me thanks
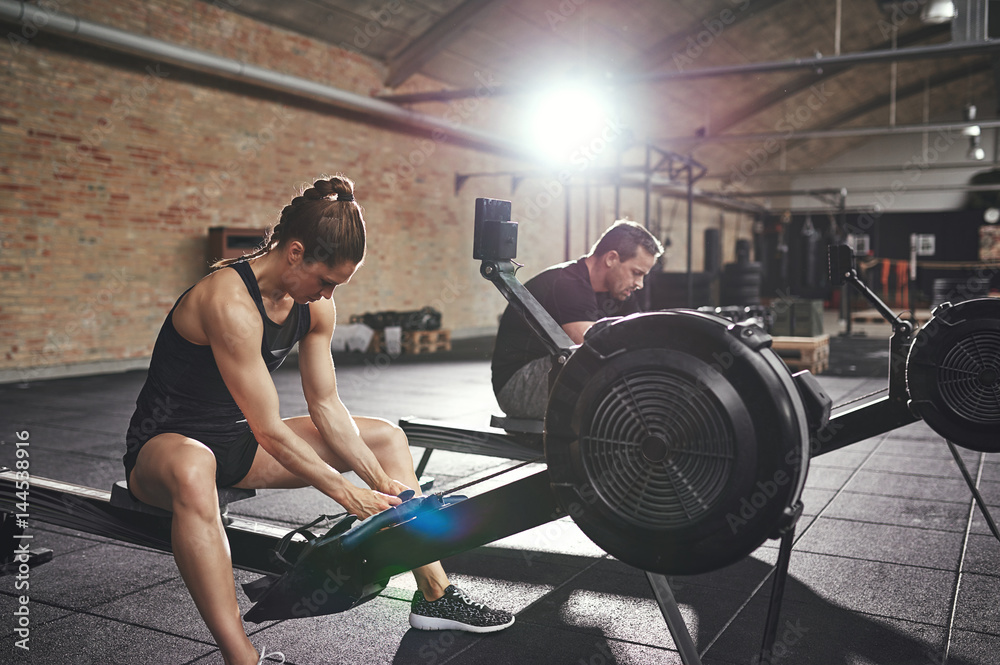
[964,104,985,160]
[963,104,981,137]
[921,0,957,24]
[524,84,614,165]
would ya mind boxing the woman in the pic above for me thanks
[124,175,513,665]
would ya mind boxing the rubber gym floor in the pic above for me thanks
[1,339,998,665]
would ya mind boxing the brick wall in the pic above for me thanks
[0,0,748,382]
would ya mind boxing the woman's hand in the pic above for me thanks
[378,478,414,498]
[335,483,401,520]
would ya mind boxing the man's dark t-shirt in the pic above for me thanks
[491,258,640,395]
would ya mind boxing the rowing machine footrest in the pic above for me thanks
[109,481,257,517]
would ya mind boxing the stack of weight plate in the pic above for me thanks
[931,276,990,308]
[721,262,762,305]
[649,271,714,309]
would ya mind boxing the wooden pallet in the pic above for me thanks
[368,329,451,355]
[771,334,830,374]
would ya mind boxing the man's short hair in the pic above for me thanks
[589,220,664,262]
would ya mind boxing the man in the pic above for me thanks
[491,220,664,420]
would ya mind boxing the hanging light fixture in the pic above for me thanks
[921,0,957,24]
[963,104,986,160]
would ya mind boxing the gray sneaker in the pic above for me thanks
[409,585,515,633]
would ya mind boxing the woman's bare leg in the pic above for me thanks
[352,417,451,600]
[236,415,452,600]
[130,434,259,665]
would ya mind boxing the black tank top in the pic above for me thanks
[124,261,311,453]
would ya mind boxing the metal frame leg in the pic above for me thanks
[947,439,1000,543]
[647,572,703,665]
[415,448,434,477]
[0,511,52,575]
[759,528,796,664]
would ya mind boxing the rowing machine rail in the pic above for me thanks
[0,469,307,576]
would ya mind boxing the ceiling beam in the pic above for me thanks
[704,23,950,137]
[378,32,1000,104]
[784,62,993,144]
[616,37,1000,85]
[377,0,794,104]
[383,0,504,89]
[655,61,994,148]
[656,118,1000,145]
[620,0,792,74]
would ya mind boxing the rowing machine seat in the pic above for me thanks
[489,414,544,435]
[109,481,257,517]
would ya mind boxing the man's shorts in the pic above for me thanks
[123,427,260,496]
[496,355,553,420]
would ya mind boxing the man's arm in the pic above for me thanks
[561,321,593,345]
[549,269,601,344]
[201,283,398,517]
[298,299,408,495]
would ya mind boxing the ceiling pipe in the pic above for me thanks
[378,36,1000,105]
[655,119,1000,146]
[722,183,1000,198]
[700,161,993,178]
[0,0,531,160]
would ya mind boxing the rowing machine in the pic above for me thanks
[2,200,997,665]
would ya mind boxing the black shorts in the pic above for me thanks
[123,427,260,494]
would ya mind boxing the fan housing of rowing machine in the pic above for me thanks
[907,297,1000,452]
[544,310,819,575]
